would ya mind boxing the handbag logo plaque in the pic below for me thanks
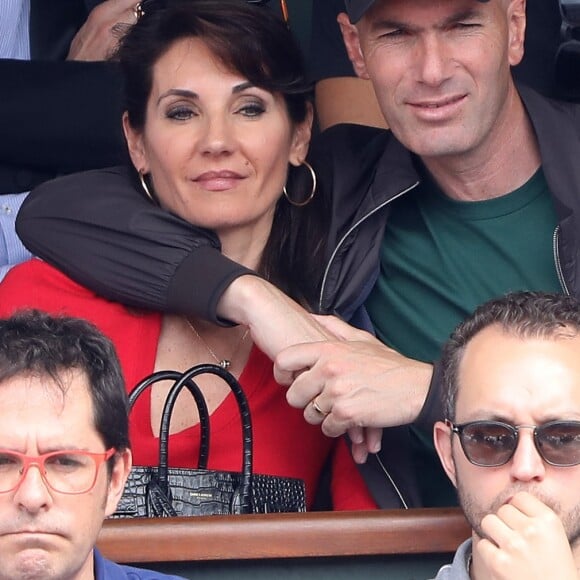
[112,363,306,518]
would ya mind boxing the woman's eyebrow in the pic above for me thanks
[157,82,257,105]
[232,81,256,94]
[157,88,198,105]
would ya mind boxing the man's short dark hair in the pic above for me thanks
[0,310,130,452]
[440,292,580,420]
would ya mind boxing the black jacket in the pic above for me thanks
[17,86,580,508]
[0,0,126,194]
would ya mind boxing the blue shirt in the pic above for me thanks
[0,0,30,59]
[94,549,186,580]
[0,193,33,282]
[431,539,471,580]
[0,0,34,280]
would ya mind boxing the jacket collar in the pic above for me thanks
[518,84,580,296]
[519,84,580,218]
[371,83,580,221]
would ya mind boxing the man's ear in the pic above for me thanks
[337,12,371,80]
[104,448,132,517]
[506,0,526,67]
[288,103,314,167]
[122,112,149,174]
[433,421,458,488]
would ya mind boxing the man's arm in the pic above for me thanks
[18,166,339,338]
[16,166,252,322]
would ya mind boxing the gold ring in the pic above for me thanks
[311,398,329,417]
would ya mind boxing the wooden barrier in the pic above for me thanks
[98,508,470,564]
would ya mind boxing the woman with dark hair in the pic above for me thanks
[0,0,375,510]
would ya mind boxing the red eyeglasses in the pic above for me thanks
[0,449,116,494]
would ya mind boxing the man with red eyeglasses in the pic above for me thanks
[432,292,580,579]
[0,310,184,580]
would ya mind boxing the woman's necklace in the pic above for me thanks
[184,318,250,370]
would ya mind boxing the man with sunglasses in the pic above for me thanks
[0,310,184,580]
[432,291,580,578]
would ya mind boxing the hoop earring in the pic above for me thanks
[138,170,156,204]
[283,160,317,207]
[133,2,145,21]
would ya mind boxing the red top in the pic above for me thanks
[0,259,376,510]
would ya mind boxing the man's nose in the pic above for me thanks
[509,429,546,483]
[13,464,53,512]
[415,34,452,87]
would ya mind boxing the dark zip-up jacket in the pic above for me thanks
[17,86,580,508]
[301,85,580,505]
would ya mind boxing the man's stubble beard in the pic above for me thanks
[453,457,580,549]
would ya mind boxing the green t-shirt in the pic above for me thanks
[365,167,561,506]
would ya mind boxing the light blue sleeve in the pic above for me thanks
[0,192,33,281]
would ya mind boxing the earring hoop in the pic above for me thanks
[138,170,156,204]
[283,160,317,207]
[133,2,145,21]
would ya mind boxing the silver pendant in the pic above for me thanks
[219,359,231,370]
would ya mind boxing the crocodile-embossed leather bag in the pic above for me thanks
[112,363,306,518]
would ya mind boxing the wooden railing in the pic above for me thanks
[98,508,470,563]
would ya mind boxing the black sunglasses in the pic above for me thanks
[557,0,580,97]
[446,419,580,467]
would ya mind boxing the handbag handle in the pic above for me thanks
[128,370,210,468]
[157,364,253,514]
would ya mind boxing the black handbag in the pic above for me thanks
[112,363,306,517]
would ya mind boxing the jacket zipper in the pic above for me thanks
[553,225,570,295]
[318,180,419,509]
[318,181,420,312]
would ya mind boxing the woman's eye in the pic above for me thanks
[237,102,266,118]
[166,106,196,121]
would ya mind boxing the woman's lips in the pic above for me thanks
[193,170,244,192]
